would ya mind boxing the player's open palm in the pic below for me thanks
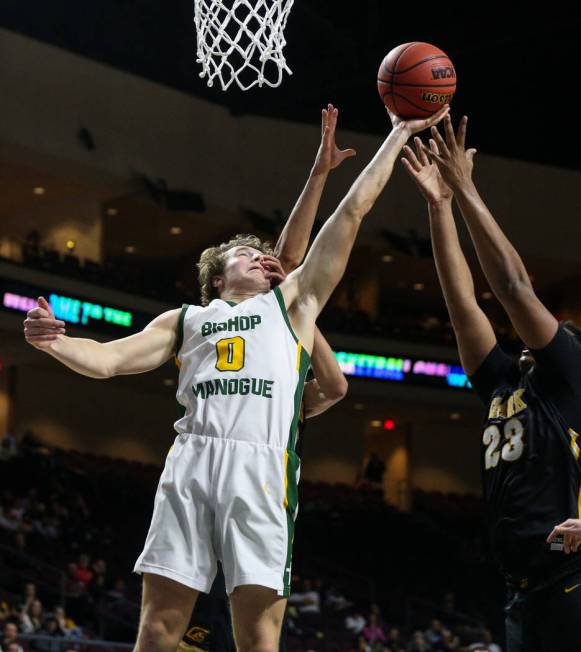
[402,136,453,204]
[423,114,477,190]
[312,104,356,175]
[24,296,66,350]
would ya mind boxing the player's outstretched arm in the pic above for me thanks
[260,259,347,416]
[425,115,558,349]
[303,327,348,418]
[274,104,356,271]
[402,138,496,375]
[24,297,180,379]
[283,106,449,315]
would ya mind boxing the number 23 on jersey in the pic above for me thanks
[483,417,525,470]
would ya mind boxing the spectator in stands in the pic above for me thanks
[106,578,127,601]
[424,618,446,648]
[466,645,489,652]
[287,578,321,615]
[5,642,24,652]
[35,617,66,652]
[64,564,85,598]
[478,630,501,652]
[407,631,430,652]
[15,583,37,613]
[363,613,386,643]
[20,598,44,633]
[325,584,352,611]
[349,635,371,652]
[2,623,21,650]
[345,610,367,635]
[440,629,461,651]
[73,554,93,587]
[385,626,405,652]
[53,606,82,638]
[361,452,386,487]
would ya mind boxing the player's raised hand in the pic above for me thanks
[419,114,477,190]
[387,104,449,136]
[312,104,356,175]
[23,296,66,350]
[260,255,287,286]
[401,136,453,205]
[547,518,581,554]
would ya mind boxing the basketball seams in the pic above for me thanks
[384,42,416,119]
[377,80,456,89]
[390,54,452,76]
[377,42,456,119]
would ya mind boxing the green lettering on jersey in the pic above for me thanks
[262,380,274,398]
[239,378,250,395]
[192,383,206,398]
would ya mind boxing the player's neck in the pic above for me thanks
[219,290,261,304]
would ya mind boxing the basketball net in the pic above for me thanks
[194,0,294,91]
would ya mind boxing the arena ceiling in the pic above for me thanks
[0,2,578,169]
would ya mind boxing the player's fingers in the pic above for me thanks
[466,148,478,163]
[547,527,559,543]
[38,296,55,318]
[338,148,356,160]
[24,317,66,329]
[420,142,442,163]
[26,307,50,320]
[400,157,418,179]
[329,106,338,132]
[422,104,449,130]
[431,125,449,157]
[443,113,457,149]
[456,115,468,148]
[415,137,430,167]
[403,145,422,172]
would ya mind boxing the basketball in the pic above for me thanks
[377,42,456,119]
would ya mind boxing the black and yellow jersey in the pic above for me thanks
[470,324,581,581]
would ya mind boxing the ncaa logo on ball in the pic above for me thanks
[431,66,456,80]
[421,91,454,104]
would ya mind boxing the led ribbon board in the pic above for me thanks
[1,279,150,335]
[334,350,470,390]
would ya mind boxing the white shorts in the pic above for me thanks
[134,432,299,596]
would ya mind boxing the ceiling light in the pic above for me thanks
[106,207,118,216]
[170,226,183,235]
[125,245,136,254]
[450,412,461,420]
[381,254,393,263]
[33,187,45,195]
[354,403,365,411]
[370,420,382,428]
[413,282,424,291]
[65,240,76,251]
[163,378,175,387]
[482,291,492,300]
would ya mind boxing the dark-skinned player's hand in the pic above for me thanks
[260,255,286,287]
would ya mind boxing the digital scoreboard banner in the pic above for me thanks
[333,350,470,390]
[1,279,153,335]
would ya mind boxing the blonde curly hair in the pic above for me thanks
[197,234,273,306]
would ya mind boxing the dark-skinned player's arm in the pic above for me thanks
[425,114,558,350]
[273,103,356,271]
[401,138,496,376]
[280,105,450,333]
[23,296,179,378]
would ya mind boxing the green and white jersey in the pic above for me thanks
[174,287,310,450]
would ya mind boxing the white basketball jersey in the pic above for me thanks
[174,287,310,449]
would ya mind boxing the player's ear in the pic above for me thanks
[212,275,223,292]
